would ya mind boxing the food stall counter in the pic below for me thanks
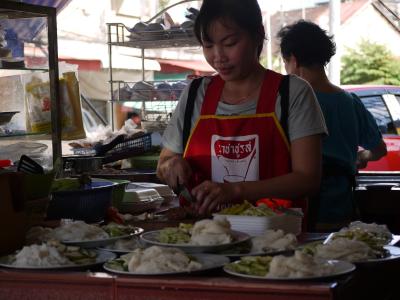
[0,268,346,300]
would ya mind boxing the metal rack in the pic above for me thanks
[106,0,200,130]
[0,1,61,166]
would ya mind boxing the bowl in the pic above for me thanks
[132,22,148,33]
[213,209,303,236]
[147,23,165,32]
[46,179,117,223]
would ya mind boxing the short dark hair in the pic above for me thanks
[277,20,336,67]
[194,0,265,58]
[127,111,140,119]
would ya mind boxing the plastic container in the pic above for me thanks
[118,186,164,214]
[213,209,303,236]
[46,180,116,223]
[122,187,163,203]
[126,182,174,199]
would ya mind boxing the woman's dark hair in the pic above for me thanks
[277,20,336,67]
[194,0,265,57]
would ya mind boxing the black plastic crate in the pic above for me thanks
[102,133,152,163]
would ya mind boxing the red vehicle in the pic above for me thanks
[343,85,400,173]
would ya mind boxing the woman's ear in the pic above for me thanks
[291,55,299,69]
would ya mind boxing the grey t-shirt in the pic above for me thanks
[162,75,327,153]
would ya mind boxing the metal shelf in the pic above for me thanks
[107,0,201,129]
[107,23,199,49]
[0,132,51,139]
[0,66,49,71]
[110,79,187,102]
[0,1,61,168]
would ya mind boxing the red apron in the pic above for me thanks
[182,70,308,230]
[183,70,291,186]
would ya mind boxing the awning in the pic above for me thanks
[158,59,215,73]
[24,40,161,71]
[0,0,71,42]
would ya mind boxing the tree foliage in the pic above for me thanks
[341,39,400,85]
[159,0,170,10]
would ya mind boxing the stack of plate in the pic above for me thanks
[126,182,175,203]
[213,209,303,237]
[118,185,164,214]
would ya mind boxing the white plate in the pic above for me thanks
[0,250,116,270]
[224,259,355,280]
[103,253,229,275]
[298,242,400,265]
[354,245,400,265]
[62,227,144,248]
[140,230,250,253]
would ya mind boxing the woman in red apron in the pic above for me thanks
[157,0,327,216]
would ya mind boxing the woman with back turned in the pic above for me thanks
[278,20,387,231]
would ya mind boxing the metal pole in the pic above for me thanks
[141,48,146,120]
[329,0,341,84]
[47,6,62,166]
[107,23,114,131]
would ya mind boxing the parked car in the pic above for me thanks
[343,85,400,172]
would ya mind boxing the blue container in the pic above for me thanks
[5,29,24,58]
[46,180,116,223]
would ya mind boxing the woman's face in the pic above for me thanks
[201,19,259,82]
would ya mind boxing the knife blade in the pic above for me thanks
[175,184,195,203]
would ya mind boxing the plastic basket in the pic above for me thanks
[103,133,152,163]
[46,181,116,223]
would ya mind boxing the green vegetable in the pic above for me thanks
[219,201,276,216]
[226,256,273,276]
[105,258,127,271]
[102,223,137,237]
[158,227,191,244]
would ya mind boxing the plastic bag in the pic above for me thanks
[24,71,86,140]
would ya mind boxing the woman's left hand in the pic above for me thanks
[191,180,237,215]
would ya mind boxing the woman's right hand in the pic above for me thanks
[157,148,192,191]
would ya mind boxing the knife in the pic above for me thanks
[175,184,195,203]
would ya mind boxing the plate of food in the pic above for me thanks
[62,223,144,248]
[336,221,393,246]
[103,245,229,275]
[26,220,144,248]
[301,240,400,265]
[298,220,397,265]
[140,218,250,253]
[0,241,116,270]
[224,251,356,280]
